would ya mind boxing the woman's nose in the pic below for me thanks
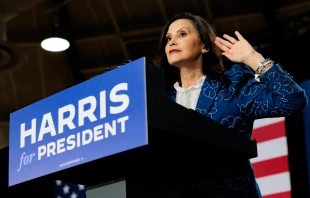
[169,36,177,46]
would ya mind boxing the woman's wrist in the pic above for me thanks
[243,51,265,71]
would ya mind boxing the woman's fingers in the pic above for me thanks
[235,31,244,41]
[223,34,238,45]
[222,51,234,60]
[214,40,230,52]
[215,37,233,49]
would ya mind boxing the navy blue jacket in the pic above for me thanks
[167,63,308,197]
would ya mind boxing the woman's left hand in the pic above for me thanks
[214,31,257,65]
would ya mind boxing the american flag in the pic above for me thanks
[251,117,291,198]
[55,180,86,198]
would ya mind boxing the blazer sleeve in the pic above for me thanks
[243,63,308,119]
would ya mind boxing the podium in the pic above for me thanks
[8,57,257,198]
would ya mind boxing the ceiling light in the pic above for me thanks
[40,37,70,52]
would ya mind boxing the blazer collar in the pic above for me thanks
[168,77,223,116]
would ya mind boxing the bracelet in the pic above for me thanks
[255,58,274,77]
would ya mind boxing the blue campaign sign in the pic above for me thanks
[9,57,148,186]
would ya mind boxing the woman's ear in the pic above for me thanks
[202,48,209,54]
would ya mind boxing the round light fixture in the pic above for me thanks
[41,37,70,52]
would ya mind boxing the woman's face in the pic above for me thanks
[165,19,205,68]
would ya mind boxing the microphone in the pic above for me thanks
[122,59,132,65]
[101,59,132,74]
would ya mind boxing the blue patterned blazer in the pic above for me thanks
[166,63,308,198]
[168,63,307,139]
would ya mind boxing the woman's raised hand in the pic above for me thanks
[214,31,256,65]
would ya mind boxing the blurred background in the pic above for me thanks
[0,0,310,197]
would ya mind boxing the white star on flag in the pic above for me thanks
[56,180,86,198]
[70,192,78,198]
[78,184,85,191]
[63,185,70,194]
[56,180,62,186]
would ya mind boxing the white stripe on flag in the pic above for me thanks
[256,172,291,196]
[253,117,285,129]
[251,137,288,163]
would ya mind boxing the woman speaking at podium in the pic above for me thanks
[153,12,308,198]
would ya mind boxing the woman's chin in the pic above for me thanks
[168,59,182,68]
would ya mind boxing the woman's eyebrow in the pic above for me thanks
[166,27,189,36]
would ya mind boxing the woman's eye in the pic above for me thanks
[166,37,171,42]
[180,32,186,37]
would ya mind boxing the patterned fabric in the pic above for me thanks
[167,63,308,198]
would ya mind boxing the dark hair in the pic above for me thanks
[153,12,228,89]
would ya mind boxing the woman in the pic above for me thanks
[154,12,308,198]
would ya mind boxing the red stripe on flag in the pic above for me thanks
[251,121,286,143]
[263,191,291,198]
[252,155,289,178]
